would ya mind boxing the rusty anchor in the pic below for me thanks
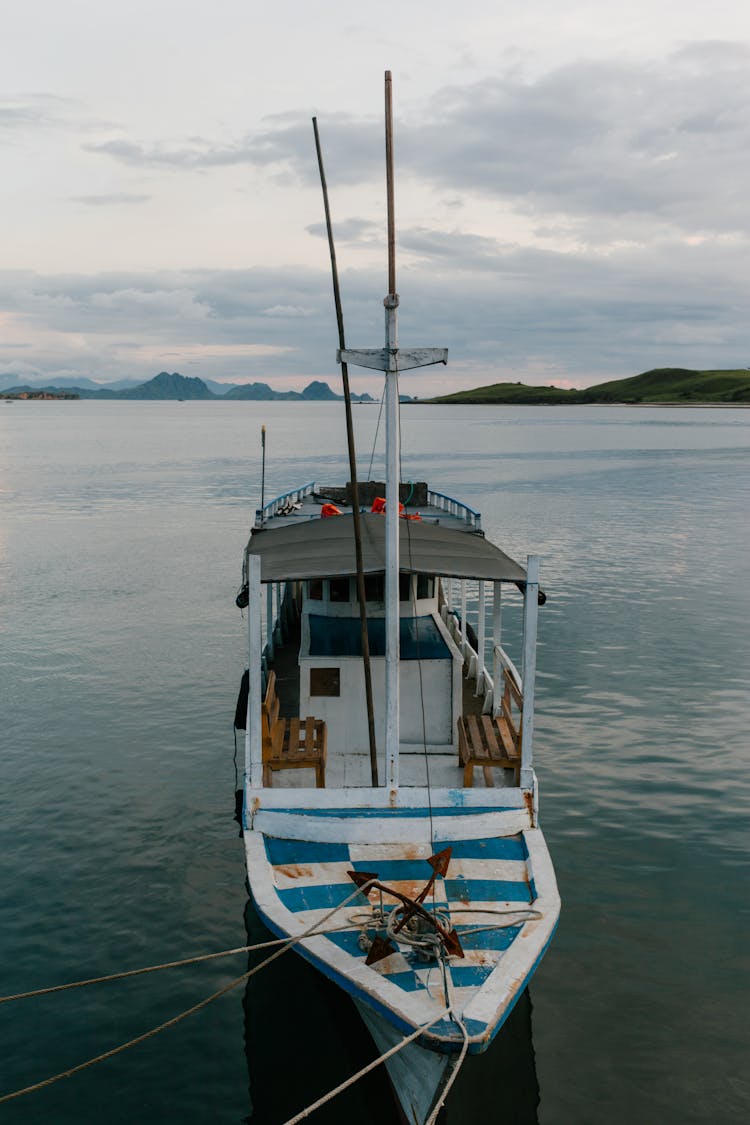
[347,847,464,965]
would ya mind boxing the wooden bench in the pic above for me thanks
[457,668,522,787]
[262,671,327,788]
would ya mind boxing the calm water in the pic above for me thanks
[1,401,749,1124]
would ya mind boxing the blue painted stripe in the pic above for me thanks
[427,1016,488,1040]
[262,806,513,819]
[444,878,531,904]
[456,925,521,951]
[324,930,369,958]
[380,970,427,993]
[434,836,525,861]
[276,884,368,911]
[264,837,350,865]
[448,964,496,988]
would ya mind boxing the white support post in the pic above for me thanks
[245,554,263,790]
[384,294,400,791]
[266,583,274,663]
[475,580,486,696]
[520,556,540,790]
[460,579,467,653]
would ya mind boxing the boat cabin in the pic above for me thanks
[237,481,542,793]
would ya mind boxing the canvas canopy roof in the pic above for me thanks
[247,513,527,584]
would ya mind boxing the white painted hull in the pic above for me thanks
[354,998,457,1125]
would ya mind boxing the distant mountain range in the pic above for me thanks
[0,371,375,402]
[4,367,748,405]
[429,368,750,405]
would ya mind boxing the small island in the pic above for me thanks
[1,389,79,400]
[427,368,750,406]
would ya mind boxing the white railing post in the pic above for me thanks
[475,580,486,695]
[492,581,502,691]
[245,554,263,789]
[266,584,274,662]
[460,579,467,653]
[274,582,282,645]
[520,556,540,790]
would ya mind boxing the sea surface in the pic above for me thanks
[1,400,748,1124]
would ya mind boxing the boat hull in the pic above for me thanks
[243,797,560,1059]
[354,998,458,1125]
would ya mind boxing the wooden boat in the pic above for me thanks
[236,75,559,1124]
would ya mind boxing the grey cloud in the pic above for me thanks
[306,218,380,243]
[73,192,151,206]
[3,220,750,388]
[85,42,750,239]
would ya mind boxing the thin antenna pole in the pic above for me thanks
[385,71,396,296]
[313,116,379,787]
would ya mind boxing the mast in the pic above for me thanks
[383,72,400,788]
[337,71,448,789]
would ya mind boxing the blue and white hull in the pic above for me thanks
[243,796,559,1121]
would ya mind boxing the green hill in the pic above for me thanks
[429,368,750,405]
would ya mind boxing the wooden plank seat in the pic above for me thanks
[457,668,522,787]
[262,671,327,788]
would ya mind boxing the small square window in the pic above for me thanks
[399,573,412,602]
[310,667,341,696]
[363,573,385,602]
[416,574,434,599]
[308,578,323,600]
[329,577,351,602]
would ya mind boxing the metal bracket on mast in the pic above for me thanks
[338,347,448,372]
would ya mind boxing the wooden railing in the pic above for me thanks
[495,663,523,763]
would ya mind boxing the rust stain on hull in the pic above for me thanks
[276,864,314,879]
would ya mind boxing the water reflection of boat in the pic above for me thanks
[241,901,540,1124]
[235,73,559,1124]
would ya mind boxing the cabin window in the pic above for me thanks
[308,578,323,601]
[308,615,450,659]
[416,574,434,599]
[310,667,341,696]
[399,573,412,602]
[362,573,385,602]
[329,577,351,603]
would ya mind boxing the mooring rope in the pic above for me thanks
[283,1000,472,1124]
[0,881,376,1105]
[0,938,287,1005]
[282,1005,452,1124]
[424,1009,470,1125]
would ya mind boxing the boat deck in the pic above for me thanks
[259,483,482,536]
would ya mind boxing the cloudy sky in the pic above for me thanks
[3,0,750,393]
